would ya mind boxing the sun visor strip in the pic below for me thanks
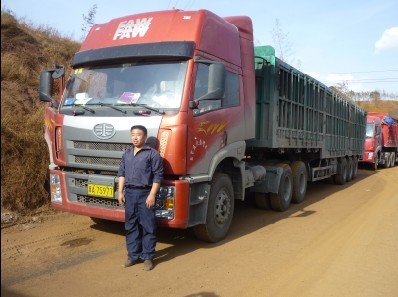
[71,41,195,67]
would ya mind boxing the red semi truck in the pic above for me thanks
[39,9,366,242]
[360,112,398,170]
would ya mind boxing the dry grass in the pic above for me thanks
[1,9,80,213]
[356,100,398,118]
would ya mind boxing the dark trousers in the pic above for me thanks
[124,188,156,261]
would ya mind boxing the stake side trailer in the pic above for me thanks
[39,9,366,242]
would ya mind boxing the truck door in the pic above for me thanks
[186,61,243,175]
[375,122,382,151]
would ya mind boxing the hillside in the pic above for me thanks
[1,9,397,215]
[356,100,398,118]
[1,9,80,213]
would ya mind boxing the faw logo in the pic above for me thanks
[113,17,153,40]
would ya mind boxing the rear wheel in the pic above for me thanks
[384,153,391,168]
[346,157,354,182]
[334,158,347,185]
[291,161,307,204]
[390,152,396,167]
[254,192,271,210]
[351,156,358,179]
[193,173,234,243]
[270,165,293,212]
[372,155,379,171]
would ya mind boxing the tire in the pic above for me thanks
[254,192,271,210]
[372,155,379,171]
[291,161,307,204]
[390,152,396,167]
[270,164,293,212]
[334,158,347,185]
[351,156,358,179]
[346,157,353,182]
[193,173,235,243]
[384,153,391,168]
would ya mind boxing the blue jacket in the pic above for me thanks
[117,145,163,188]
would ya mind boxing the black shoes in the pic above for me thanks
[122,258,136,268]
[143,259,154,271]
[122,258,154,270]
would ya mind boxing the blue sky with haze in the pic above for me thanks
[3,0,398,94]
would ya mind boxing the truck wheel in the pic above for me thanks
[346,157,354,182]
[372,155,379,171]
[270,164,293,212]
[193,173,234,243]
[390,152,396,167]
[291,161,307,204]
[383,153,391,168]
[351,156,358,179]
[334,158,347,185]
[254,192,271,209]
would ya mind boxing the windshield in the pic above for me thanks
[62,61,187,109]
[366,123,374,138]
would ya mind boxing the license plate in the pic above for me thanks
[88,183,114,198]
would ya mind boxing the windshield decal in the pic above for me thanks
[118,92,140,104]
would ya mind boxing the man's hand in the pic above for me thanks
[118,192,125,206]
[146,193,156,208]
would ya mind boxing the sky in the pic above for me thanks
[3,0,398,94]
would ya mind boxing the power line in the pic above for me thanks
[347,81,398,84]
[329,70,398,75]
[184,0,196,10]
[324,78,398,84]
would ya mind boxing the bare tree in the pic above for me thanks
[331,81,355,101]
[370,91,381,101]
[271,18,292,62]
[336,81,350,95]
[81,4,98,41]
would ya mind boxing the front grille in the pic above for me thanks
[75,178,88,188]
[72,141,128,167]
[74,141,130,152]
[77,194,124,209]
[75,156,121,167]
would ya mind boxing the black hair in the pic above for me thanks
[130,125,147,135]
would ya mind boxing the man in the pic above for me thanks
[117,125,163,271]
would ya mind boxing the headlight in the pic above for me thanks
[155,186,175,219]
[50,174,62,203]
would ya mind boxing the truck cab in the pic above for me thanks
[39,9,257,242]
[361,113,398,169]
[363,116,382,169]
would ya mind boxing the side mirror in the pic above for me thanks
[52,66,65,79]
[189,100,199,109]
[207,62,225,98]
[189,60,226,110]
[39,66,65,102]
[39,71,53,102]
[196,62,225,101]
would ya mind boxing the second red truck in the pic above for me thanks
[360,112,398,170]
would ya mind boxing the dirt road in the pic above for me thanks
[2,168,398,297]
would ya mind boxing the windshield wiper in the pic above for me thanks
[72,104,95,114]
[130,103,165,115]
[96,102,127,114]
